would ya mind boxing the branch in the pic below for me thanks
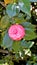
[0,1,6,7]
[0,49,15,55]
[0,49,8,54]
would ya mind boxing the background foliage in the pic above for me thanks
[0,0,37,65]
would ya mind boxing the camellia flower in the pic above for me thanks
[8,24,25,41]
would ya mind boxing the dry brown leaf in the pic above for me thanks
[4,0,13,5]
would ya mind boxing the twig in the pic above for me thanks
[0,1,6,7]
[0,49,8,54]
[0,49,15,55]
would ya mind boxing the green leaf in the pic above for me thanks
[13,16,25,24]
[30,0,37,2]
[21,22,36,40]
[26,61,32,65]
[6,4,20,17]
[25,29,36,40]
[21,22,35,31]
[0,60,4,64]
[21,40,34,48]
[0,63,8,65]
[15,53,20,60]
[33,63,37,65]
[2,32,13,50]
[12,41,21,52]
[0,60,8,65]
[8,61,14,65]
[19,0,31,16]
[33,55,37,61]
[0,15,10,31]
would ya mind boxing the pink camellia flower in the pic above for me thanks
[8,24,25,41]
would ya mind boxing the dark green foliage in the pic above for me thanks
[0,0,37,65]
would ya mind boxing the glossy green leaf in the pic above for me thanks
[21,22,35,31]
[19,0,31,16]
[6,4,20,17]
[2,32,13,50]
[21,22,36,40]
[30,0,37,2]
[21,40,34,48]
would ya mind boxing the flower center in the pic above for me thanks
[13,29,18,34]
